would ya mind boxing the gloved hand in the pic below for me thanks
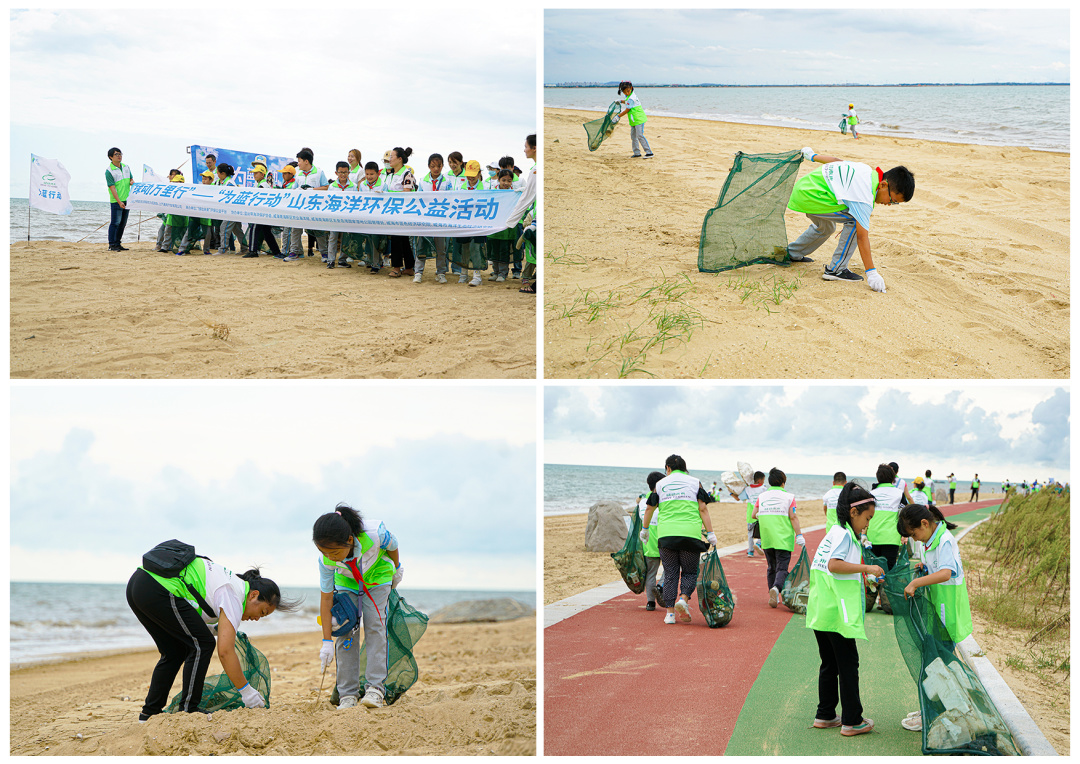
[866,268,886,293]
[801,147,816,162]
[392,563,404,590]
[239,683,265,709]
[796,534,806,547]
[319,639,334,670]
[639,528,649,543]
[706,532,717,546]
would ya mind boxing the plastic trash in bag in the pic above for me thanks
[781,545,810,614]
[611,510,647,594]
[696,548,735,627]
[583,102,622,151]
[165,632,270,713]
[862,544,893,613]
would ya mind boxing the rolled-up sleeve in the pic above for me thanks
[318,557,336,593]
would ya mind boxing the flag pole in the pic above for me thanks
[27,155,31,241]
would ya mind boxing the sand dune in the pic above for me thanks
[543,108,1068,379]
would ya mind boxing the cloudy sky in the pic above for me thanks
[11,385,536,590]
[545,385,1069,482]
[545,10,1069,85]
[10,8,537,201]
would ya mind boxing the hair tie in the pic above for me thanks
[850,497,875,507]
[336,510,343,517]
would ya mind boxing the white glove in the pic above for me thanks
[866,268,886,293]
[392,563,404,590]
[801,147,816,162]
[796,534,806,547]
[639,528,649,543]
[239,683,265,709]
[319,639,334,670]
[706,532,717,546]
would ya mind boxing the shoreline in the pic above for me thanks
[545,105,1070,154]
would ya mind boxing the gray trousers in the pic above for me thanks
[788,212,859,273]
[219,220,246,252]
[156,222,167,249]
[413,237,448,275]
[328,230,346,261]
[645,556,661,602]
[305,230,329,258]
[748,522,757,554]
[334,583,392,699]
[630,123,652,155]
[282,227,301,255]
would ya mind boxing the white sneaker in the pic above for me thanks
[468,273,482,287]
[488,273,499,281]
[674,598,692,623]
[769,586,780,608]
[495,275,506,282]
[458,274,468,284]
[413,273,422,283]
[901,712,922,731]
[338,695,358,710]
[435,274,447,284]
[663,613,676,624]
[361,688,385,708]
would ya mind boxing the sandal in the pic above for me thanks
[388,268,402,278]
[519,282,536,294]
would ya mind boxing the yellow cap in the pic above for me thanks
[464,159,482,177]
[170,174,184,183]
[251,164,267,175]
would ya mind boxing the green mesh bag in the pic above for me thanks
[781,545,810,614]
[696,548,735,627]
[330,591,429,707]
[448,237,488,269]
[862,545,892,613]
[611,511,647,594]
[164,632,270,713]
[340,232,387,267]
[583,101,622,151]
[698,150,804,273]
[881,548,1021,756]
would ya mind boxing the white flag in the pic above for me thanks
[29,154,73,215]
[142,164,168,185]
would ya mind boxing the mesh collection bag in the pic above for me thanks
[698,150,804,273]
[862,545,891,613]
[448,237,488,269]
[881,548,1020,756]
[696,548,735,627]
[611,511,647,594]
[332,591,430,706]
[781,545,810,614]
[583,102,622,151]
[165,632,270,713]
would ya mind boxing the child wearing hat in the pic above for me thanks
[846,104,859,139]
[452,160,488,287]
[246,163,282,258]
[279,164,303,261]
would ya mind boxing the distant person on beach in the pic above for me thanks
[867,464,904,570]
[126,545,299,721]
[639,471,666,611]
[752,467,805,608]
[823,471,846,531]
[788,148,915,292]
[617,81,653,159]
[641,454,717,625]
[948,474,957,504]
[105,147,133,252]
[924,470,934,497]
[805,481,881,737]
[969,474,980,502]
[846,103,859,139]
[887,461,914,505]
[315,503,402,710]
[730,470,766,557]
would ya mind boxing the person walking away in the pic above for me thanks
[639,471,666,612]
[752,467,805,608]
[846,103,859,139]
[867,464,904,571]
[969,475,980,502]
[947,474,956,505]
[106,147,133,251]
[823,471,846,532]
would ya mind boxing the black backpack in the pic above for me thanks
[143,540,217,619]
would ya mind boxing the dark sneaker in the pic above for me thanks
[336,261,352,268]
[822,268,863,282]
[117,246,130,251]
[326,262,335,269]
[644,152,654,158]
[242,253,258,258]
[631,154,642,158]
[788,255,814,262]
[645,601,656,611]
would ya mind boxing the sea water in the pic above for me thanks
[10,198,167,245]
[544,84,1069,152]
[544,463,995,516]
[10,581,536,666]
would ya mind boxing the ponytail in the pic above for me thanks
[238,567,303,612]
[836,481,875,529]
[896,503,957,537]
[312,502,365,548]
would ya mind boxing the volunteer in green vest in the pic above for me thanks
[126,553,297,721]
[947,473,957,505]
[752,467,806,608]
[896,503,973,732]
[641,454,717,625]
[617,81,653,158]
[910,476,932,506]
[969,474,980,502]
[806,481,882,737]
[382,146,417,279]
[314,503,403,710]
[106,147,134,251]
[867,463,904,570]
[639,471,666,611]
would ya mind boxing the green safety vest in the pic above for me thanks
[923,524,973,642]
[625,90,647,126]
[972,480,980,489]
[322,530,395,592]
[141,557,250,620]
[755,487,796,551]
[106,162,133,202]
[655,470,703,540]
[949,479,957,489]
[806,525,866,640]
[639,500,659,557]
[867,484,903,546]
[788,167,876,217]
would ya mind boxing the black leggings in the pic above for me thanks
[251,225,280,256]
[814,629,863,726]
[125,568,216,717]
[389,235,414,270]
[658,547,699,608]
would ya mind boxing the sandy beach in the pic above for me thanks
[10,241,536,378]
[11,618,535,756]
[543,108,1069,379]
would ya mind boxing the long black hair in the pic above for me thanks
[896,503,957,537]
[237,567,303,612]
[312,502,365,548]
[836,481,875,529]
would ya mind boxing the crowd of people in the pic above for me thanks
[105,136,538,295]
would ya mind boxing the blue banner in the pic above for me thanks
[190,144,296,187]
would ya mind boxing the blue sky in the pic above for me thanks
[11,385,537,589]
[545,10,1069,85]
[545,385,1069,483]
[10,8,537,201]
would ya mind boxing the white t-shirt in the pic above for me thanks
[637,497,658,528]
[923,524,962,579]
[201,559,247,627]
[823,487,842,512]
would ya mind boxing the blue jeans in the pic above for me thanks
[109,202,130,247]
